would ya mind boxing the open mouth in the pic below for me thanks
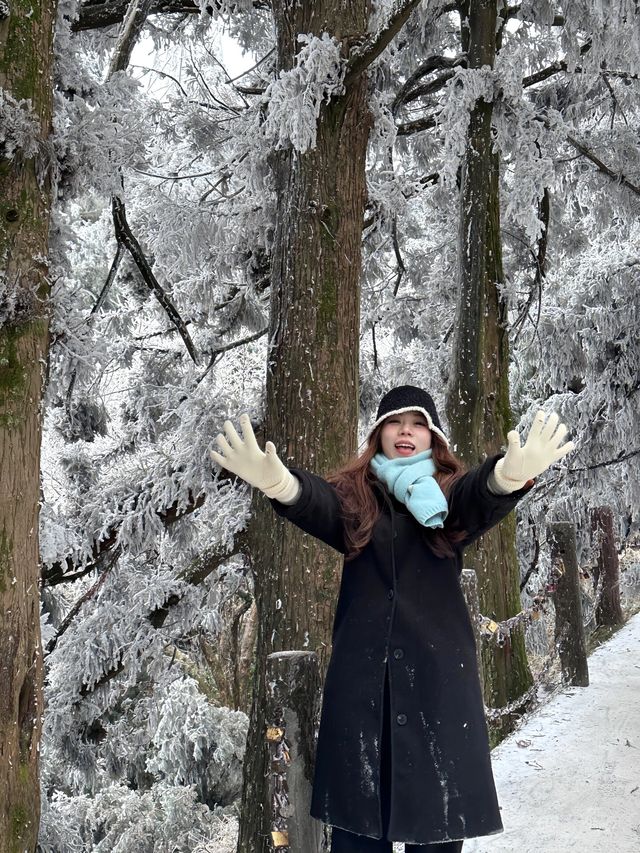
[395,443,415,454]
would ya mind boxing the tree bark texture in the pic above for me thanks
[0,2,57,850]
[548,522,589,687]
[445,0,534,745]
[590,506,624,628]
[237,2,373,851]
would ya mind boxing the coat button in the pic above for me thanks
[387,589,394,599]
[393,648,404,660]
[396,713,407,725]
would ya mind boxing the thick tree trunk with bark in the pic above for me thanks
[445,0,534,745]
[0,1,57,850]
[236,3,373,851]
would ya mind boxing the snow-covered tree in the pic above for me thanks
[16,0,639,848]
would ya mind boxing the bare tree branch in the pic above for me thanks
[503,4,566,27]
[523,38,592,88]
[391,216,406,297]
[511,185,549,349]
[195,326,268,386]
[94,242,126,314]
[569,448,640,473]
[63,236,126,425]
[520,533,540,592]
[111,195,200,363]
[396,113,437,135]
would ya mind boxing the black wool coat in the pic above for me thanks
[269,452,535,845]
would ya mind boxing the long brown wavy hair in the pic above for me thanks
[324,417,469,561]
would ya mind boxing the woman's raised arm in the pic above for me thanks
[446,409,575,551]
[210,412,301,504]
[210,414,345,552]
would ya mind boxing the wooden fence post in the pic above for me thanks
[265,650,324,853]
[547,522,589,687]
[590,506,624,628]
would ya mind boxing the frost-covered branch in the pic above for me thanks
[0,89,41,160]
[76,535,250,699]
[565,134,640,197]
[74,0,269,32]
[108,0,154,76]
[45,549,121,655]
[43,489,207,586]
[261,32,346,152]
[344,0,424,88]
[397,89,640,208]
[392,54,467,113]
[112,195,200,363]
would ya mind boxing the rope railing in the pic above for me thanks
[475,543,603,722]
[481,624,571,722]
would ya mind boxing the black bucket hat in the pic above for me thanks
[365,385,450,448]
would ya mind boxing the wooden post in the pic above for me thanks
[547,523,589,687]
[265,651,324,852]
[460,568,485,691]
[590,506,624,627]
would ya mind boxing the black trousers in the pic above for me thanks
[330,663,464,853]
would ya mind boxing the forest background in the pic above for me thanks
[1,1,639,851]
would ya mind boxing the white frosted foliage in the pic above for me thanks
[262,32,346,152]
[33,1,640,848]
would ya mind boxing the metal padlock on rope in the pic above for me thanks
[480,616,500,637]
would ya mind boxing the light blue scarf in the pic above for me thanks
[370,449,449,529]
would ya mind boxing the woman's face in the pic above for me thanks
[379,410,432,459]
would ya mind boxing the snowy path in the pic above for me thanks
[462,611,640,853]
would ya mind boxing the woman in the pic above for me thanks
[210,385,575,852]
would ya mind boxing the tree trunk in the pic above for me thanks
[446,0,534,745]
[236,2,373,851]
[0,2,57,850]
[548,522,589,687]
[591,506,624,628]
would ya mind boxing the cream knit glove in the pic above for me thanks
[210,413,301,504]
[489,409,576,494]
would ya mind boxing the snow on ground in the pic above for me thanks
[461,611,640,853]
